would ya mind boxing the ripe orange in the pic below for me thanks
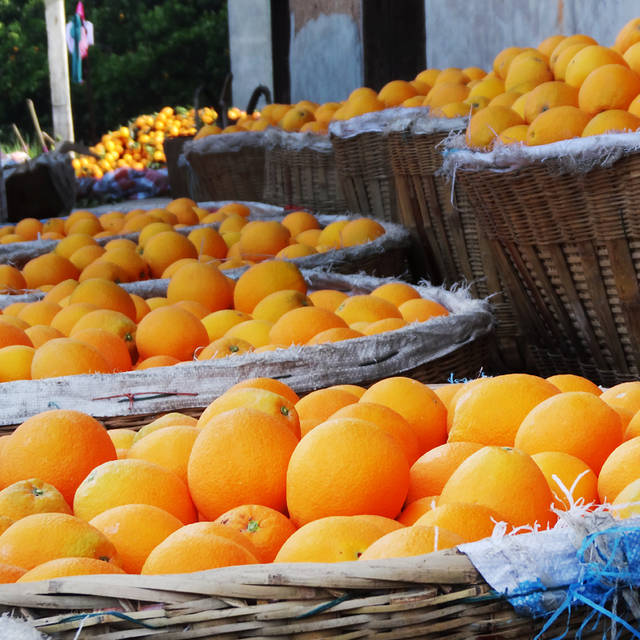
[286,417,410,526]
[166,197,199,225]
[69,244,106,271]
[522,81,579,123]
[269,306,347,345]
[68,278,136,321]
[335,295,402,325]
[0,345,34,382]
[252,290,313,324]
[371,282,421,307]
[281,211,320,237]
[197,336,254,359]
[398,298,449,322]
[214,504,297,563]
[0,512,119,570]
[611,478,640,519]
[0,478,71,520]
[396,496,439,525]
[167,261,233,312]
[360,377,447,454]
[0,322,32,349]
[515,391,623,473]
[74,458,197,524]
[578,64,640,114]
[141,521,258,574]
[339,218,386,247]
[505,50,553,93]
[545,373,601,394]
[582,109,640,136]
[21,253,80,289]
[89,504,183,573]
[0,265,27,293]
[100,247,150,281]
[224,377,300,406]
[142,230,199,278]
[305,326,364,343]
[358,525,464,560]
[613,17,640,54]
[70,308,137,358]
[448,374,560,446]
[136,305,209,361]
[17,556,125,582]
[414,503,505,542]
[295,387,360,436]
[30,337,112,379]
[526,105,591,145]
[439,446,555,528]
[188,408,298,520]
[600,382,640,414]
[238,221,291,261]
[71,327,132,372]
[466,106,524,149]
[0,563,26,583]
[597,437,640,503]
[133,412,198,442]
[135,355,180,370]
[307,289,348,311]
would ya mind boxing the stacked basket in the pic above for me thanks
[444,132,640,386]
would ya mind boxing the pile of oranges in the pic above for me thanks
[72,105,218,179]
[0,373,637,581]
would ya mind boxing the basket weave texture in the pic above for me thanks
[452,145,640,386]
[262,129,348,213]
[184,132,266,202]
[389,117,526,371]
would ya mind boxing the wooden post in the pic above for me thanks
[44,0,74,142]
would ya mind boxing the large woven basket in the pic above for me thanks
[329,109,429,224]
[3,515,638,638]
[0,269,493,430]
[184,131,267,202]
[445,132,640,386]
[262,128,347,213]
[162,136,193,198]
[388,114,528,372]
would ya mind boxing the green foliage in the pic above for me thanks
[0,0,228,146]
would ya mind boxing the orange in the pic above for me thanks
[18,300,62,328]
[546,373,601,394]
[79,259,131,283]
[0,478,71,520]
[505,50,553,93]
[378,79,418,107]
[597,437,640,503]
[165,197,199,225]
[397,496,439,525]
[281,211,320,237]
[68,278,136,321]
[406,442,484,504]
[550,34,598,70]
[187,227,227,260]
[0,345,34,382]
[335,295,402,324]
[41,217,65,236]
[295,228,322,247]
[234,260,307,314]
[529,451,598,511]
[0,410,115,504]
[275,243,317,259]
[371,282,421,307]
[398,298,449,322]
[238,221,291,261]
[274,515,393,563]
[14,217,43,240]
[174,299,211,319]
[433,382,464,415]
[89,504,187,573]
[467,76,506,102]
[225,377,300,406]
[142,230,199,278]
[448,374,560,446]
[201,309,252,341]
[136,305,209,361]
[0,322,32,349]
[279,106,315,131]
[69,308,136,357]
[140,521,258,574]
[286,417,409,526]
[218,213,248,234]
[122,212,155,233]
[104,238,137,252]
[0,265,27,293]
[196,336,254,359]
[466,106,524,149]
[625,410,640,441]
[582,109,640,136]
[214,504,297,563]
[69,243,106,270]
[361,377,447,454]
[133,412,198,442]
[108,428,136,452]
[316,220,350,249]
[67,216,102,236]
[71,327,132,372]
[166,261,233,312]
[0,513,119,570]
[600,382,640,415]
[43,279,78,304]
[553,43,591,80]
[224,318,272,348]
[295,387,360,436]
[24,325,64,349]
[489,92,522,108]
[623,41,640,74]
[515,391,623,474]
[414,503,505,542]
[216,202,251,218]
[307,289,348,311]
[101,247,150,281]
[314,102,342,125]
[424,83,470,108]
[30,337,112,379]
[55,233,97,259]
[0,563,26,583]
[358,525,463,560]
[330,402,422,464]
[339,218,386,247]
[538,35,566,58]
[565,45,627,88]
[137,221,174,249]
[493,46,526,79]
[197,388,300,438]
[415,69,441,86]
[21,253,80,289]
[522,81,579,123]
[17,556,125,582]
[269,306,347,345]
[135,355,180,370]
[611,478,640,519]
[252,289,313,324]
[188,407,298,520]
[526,105,591,145]
[99,210,125,233]
[305,326,363,343]
[361,317,406,335]
[440,446,555,528]
[74,458,197,524]
[578,64,640,114]
[613,17,640,54]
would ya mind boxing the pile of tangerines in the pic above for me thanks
[0,372,637,581]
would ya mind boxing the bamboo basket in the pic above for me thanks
[0,269,493,430]
[388,113,528,372]
[262,128,348,213]
[184,131,267,202]
[329,109,429,224]
[444,132,640,386]
[162,136,194,198]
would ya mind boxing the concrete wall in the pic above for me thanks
[288,0,363,103]
[228,0,274,110]
[424,0,640,71]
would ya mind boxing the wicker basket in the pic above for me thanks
[0,269,493,429]
[329,109,429,224]
[262,128,347,213]
[184,131,267,202]
[445,132,640,385]
[388,114,529,372]
[162,136,193,198]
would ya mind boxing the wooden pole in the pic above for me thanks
[44,0,75,143]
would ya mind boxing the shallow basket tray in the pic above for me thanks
[0,268,493,429]
[184,131,267,202]
[443,132,640,386]
[262,128,347,213]
[388,114,527,372]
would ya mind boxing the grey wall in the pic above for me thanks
[228,0,274,110]
[425,0,640,72]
